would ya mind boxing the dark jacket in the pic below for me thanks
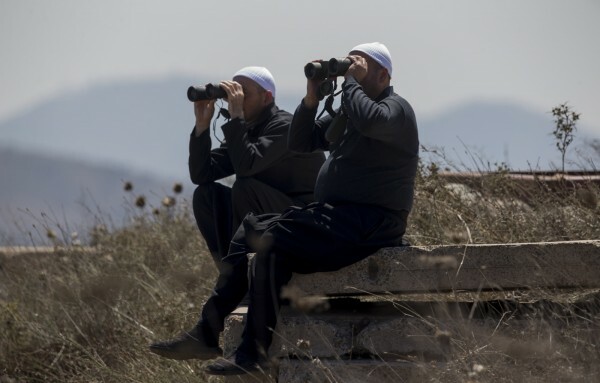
[189,103,325,199]
[288,77,419,213]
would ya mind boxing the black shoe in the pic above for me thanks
[149,327,222,360]
[205,350,269,376]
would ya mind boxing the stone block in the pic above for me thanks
[224,306,460,359]
[288,241,600,295]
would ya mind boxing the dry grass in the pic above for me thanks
[0,202,221,382]
[407,161,600,245]
[1,163,599,382]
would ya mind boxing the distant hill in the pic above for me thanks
[0,77,197,180]
[0,147,193,245]
[1,76,597,181]
[0,76,304,180]
[419,101,551,170]
[418,100,599,171]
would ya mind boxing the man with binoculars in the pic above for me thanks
[188,66,325,265]
[149,67,324,361]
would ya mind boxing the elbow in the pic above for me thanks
[289,142,314,154]
[188,167,199,184]
[189,172,204,185]
[287,134,306,153]
[189,165,211,185]
[287,140,305,153]
[232,163,255,177]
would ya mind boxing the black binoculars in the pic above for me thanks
[187,83,227,102]
[304,57,353,80]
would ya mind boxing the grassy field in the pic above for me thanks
[1,165,599,382]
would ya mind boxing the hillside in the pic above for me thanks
[0,147,192,245]
[1,76,598,181]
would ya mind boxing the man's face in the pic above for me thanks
[349,51,388,99]
[232,76,270,123]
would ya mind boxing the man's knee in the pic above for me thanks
[231,177,263,201]
[192,185,215,223]
[231,177,270,218]
[193,183,233,210]
[193,184,213,207]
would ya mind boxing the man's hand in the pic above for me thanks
[303,77,323,109]
[303,60,326,109]
[220,81,245,120]
[345,55,368,83]
[194,99,215,137]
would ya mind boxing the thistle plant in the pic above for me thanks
[551,103,580,172]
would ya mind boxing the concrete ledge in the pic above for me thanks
[288,240,600,295]
[0,246,94,258]
[4,241,599,294]
[224,306,444,359]
[223,299,600,360]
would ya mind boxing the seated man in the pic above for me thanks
[189,66,325,266]
[149,67,324,360]
[201,42,420,375]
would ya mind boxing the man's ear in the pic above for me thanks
[378,68,390,85]
[264,90,274,105]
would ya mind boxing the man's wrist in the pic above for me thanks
[343,74,357,82]
[222,116,245,129]
[194,124,209,137]
[303,96,319,109]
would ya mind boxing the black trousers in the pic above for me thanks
[199,202,408,354]
[192,177,307,268]
[192,177,311,345]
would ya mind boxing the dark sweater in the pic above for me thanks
[288,77,419,213]
[189,103,325,199]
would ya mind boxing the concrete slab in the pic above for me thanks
[4,240,598,294]
[223,301,600,361]
[223,307,354,359]
[288,240,600,295]
[0,246,93,257]
[224,309,454,360]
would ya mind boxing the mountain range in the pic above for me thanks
[1,76,598,244]
[0,147,191,245]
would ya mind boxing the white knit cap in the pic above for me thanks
[350,42,393,77]
[233,66,276,98]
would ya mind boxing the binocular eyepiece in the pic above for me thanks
[187,83,227,102]
[327,57,352,78]
[304,57,353,80]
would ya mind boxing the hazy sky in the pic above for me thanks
[1,0,599,135]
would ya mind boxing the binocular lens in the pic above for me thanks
[304,61,329,80]
[187,86,208,101]
[303,57,353,80]
[187,84,227,101]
